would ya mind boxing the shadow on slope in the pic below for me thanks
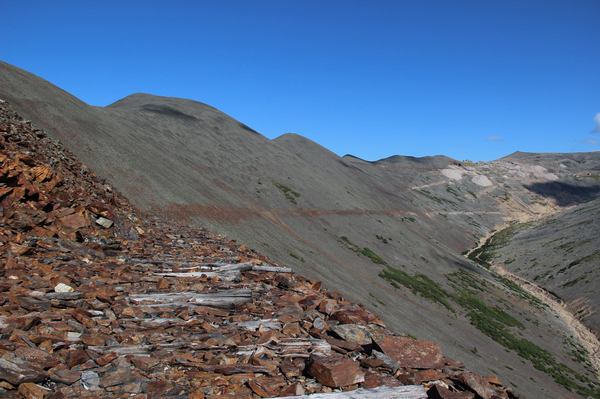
[524,182,600,206]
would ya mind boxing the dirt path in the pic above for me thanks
[492,264,600,380]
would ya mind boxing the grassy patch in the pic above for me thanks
[360,247,386,264]
[369,292,385,306]
[339,236,387,265]
[375,234,392,244]
[379,266,454,311]
[448,270,600,398]
[289,252,305,262]
[416,189,456,206]
[273,181,300,204]
[468,222,533,267]
[494,275,547,309]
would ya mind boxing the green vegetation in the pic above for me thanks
[339,236,387,265]
[289,252,305,262]
[447,269,487,291]
[375,234,392,244]
[273,181,300,204]
[379,266,454,311]
[453,289,523,331]
[416,189,456,206]
[360,247,387,264]
[369,292,385,306]
[400,215,416,222]
[460,160,480,166]
[448,270,600,398]
[564,336,594,370]
[494,275,547,309]
[468,222,532,267]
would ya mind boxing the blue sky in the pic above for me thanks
[1,1,599,161]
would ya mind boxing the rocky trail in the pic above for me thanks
[0,101,518,398]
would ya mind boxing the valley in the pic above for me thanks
[1,61,600,398]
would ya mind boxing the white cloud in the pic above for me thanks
[486,134,503,142]
[594,113,600,132]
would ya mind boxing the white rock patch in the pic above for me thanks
[471,175,493,187]
[54,283,74,293]
[441,168,464,181]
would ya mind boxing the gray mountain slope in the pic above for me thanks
[494,197,600,334]
[2,60,600,398]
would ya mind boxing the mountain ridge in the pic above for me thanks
[2,60,600,398]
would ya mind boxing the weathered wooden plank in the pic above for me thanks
[152,263,291,280]
[272,385,427,399]
[154,270,241,281]
[129,288,252,308]
[252,265,292,273]
[236,337,331,358]
[236,319,282,331]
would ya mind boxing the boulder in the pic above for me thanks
[307,354,365,388]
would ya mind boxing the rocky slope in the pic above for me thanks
[490,197,600,335]
[2,61,600,398]
[0,99,520,398]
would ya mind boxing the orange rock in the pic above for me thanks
[307,354,365,388]
[17,382,50,399]
[376,336,444,369]
[58,210,89,229]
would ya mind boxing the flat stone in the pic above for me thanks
[456,372,496,399]
[81,370,100,390]
[14,347,59,369]
[59,211,89,229]
[17,382,50,399]
[427,384,475,399]
[307,354,365,388]
[101,367,142,387]
[49,368,81,384]
[331,324,372,345]
[66,349,89,368]
[375,336,444,369]
[95,217,114,229]
[248,379,275,397]
[0,357,47,385]
[414,368,446,383]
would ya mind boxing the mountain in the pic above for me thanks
[1,98,517,398]
[1,60,600,398]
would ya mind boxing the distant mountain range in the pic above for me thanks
[2,60,599,398]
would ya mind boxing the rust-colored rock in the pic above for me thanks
[428,384,476,399]
[376,336,444,369]
[308,354,365,388]
[0,100,513,399]
[455,372,497,399]
[18,382,51,399]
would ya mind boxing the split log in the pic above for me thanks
[129,288,252,308]
[236,337,331,358]
[252,265,292,273]
[236,319,282,331]
[272,385,427,398]
[154,270,241,281]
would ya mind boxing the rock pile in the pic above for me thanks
[0,99,517,398]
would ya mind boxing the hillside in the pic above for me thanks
[0,96,521,398]
[2,61,600,398]
[491,197,600,335]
